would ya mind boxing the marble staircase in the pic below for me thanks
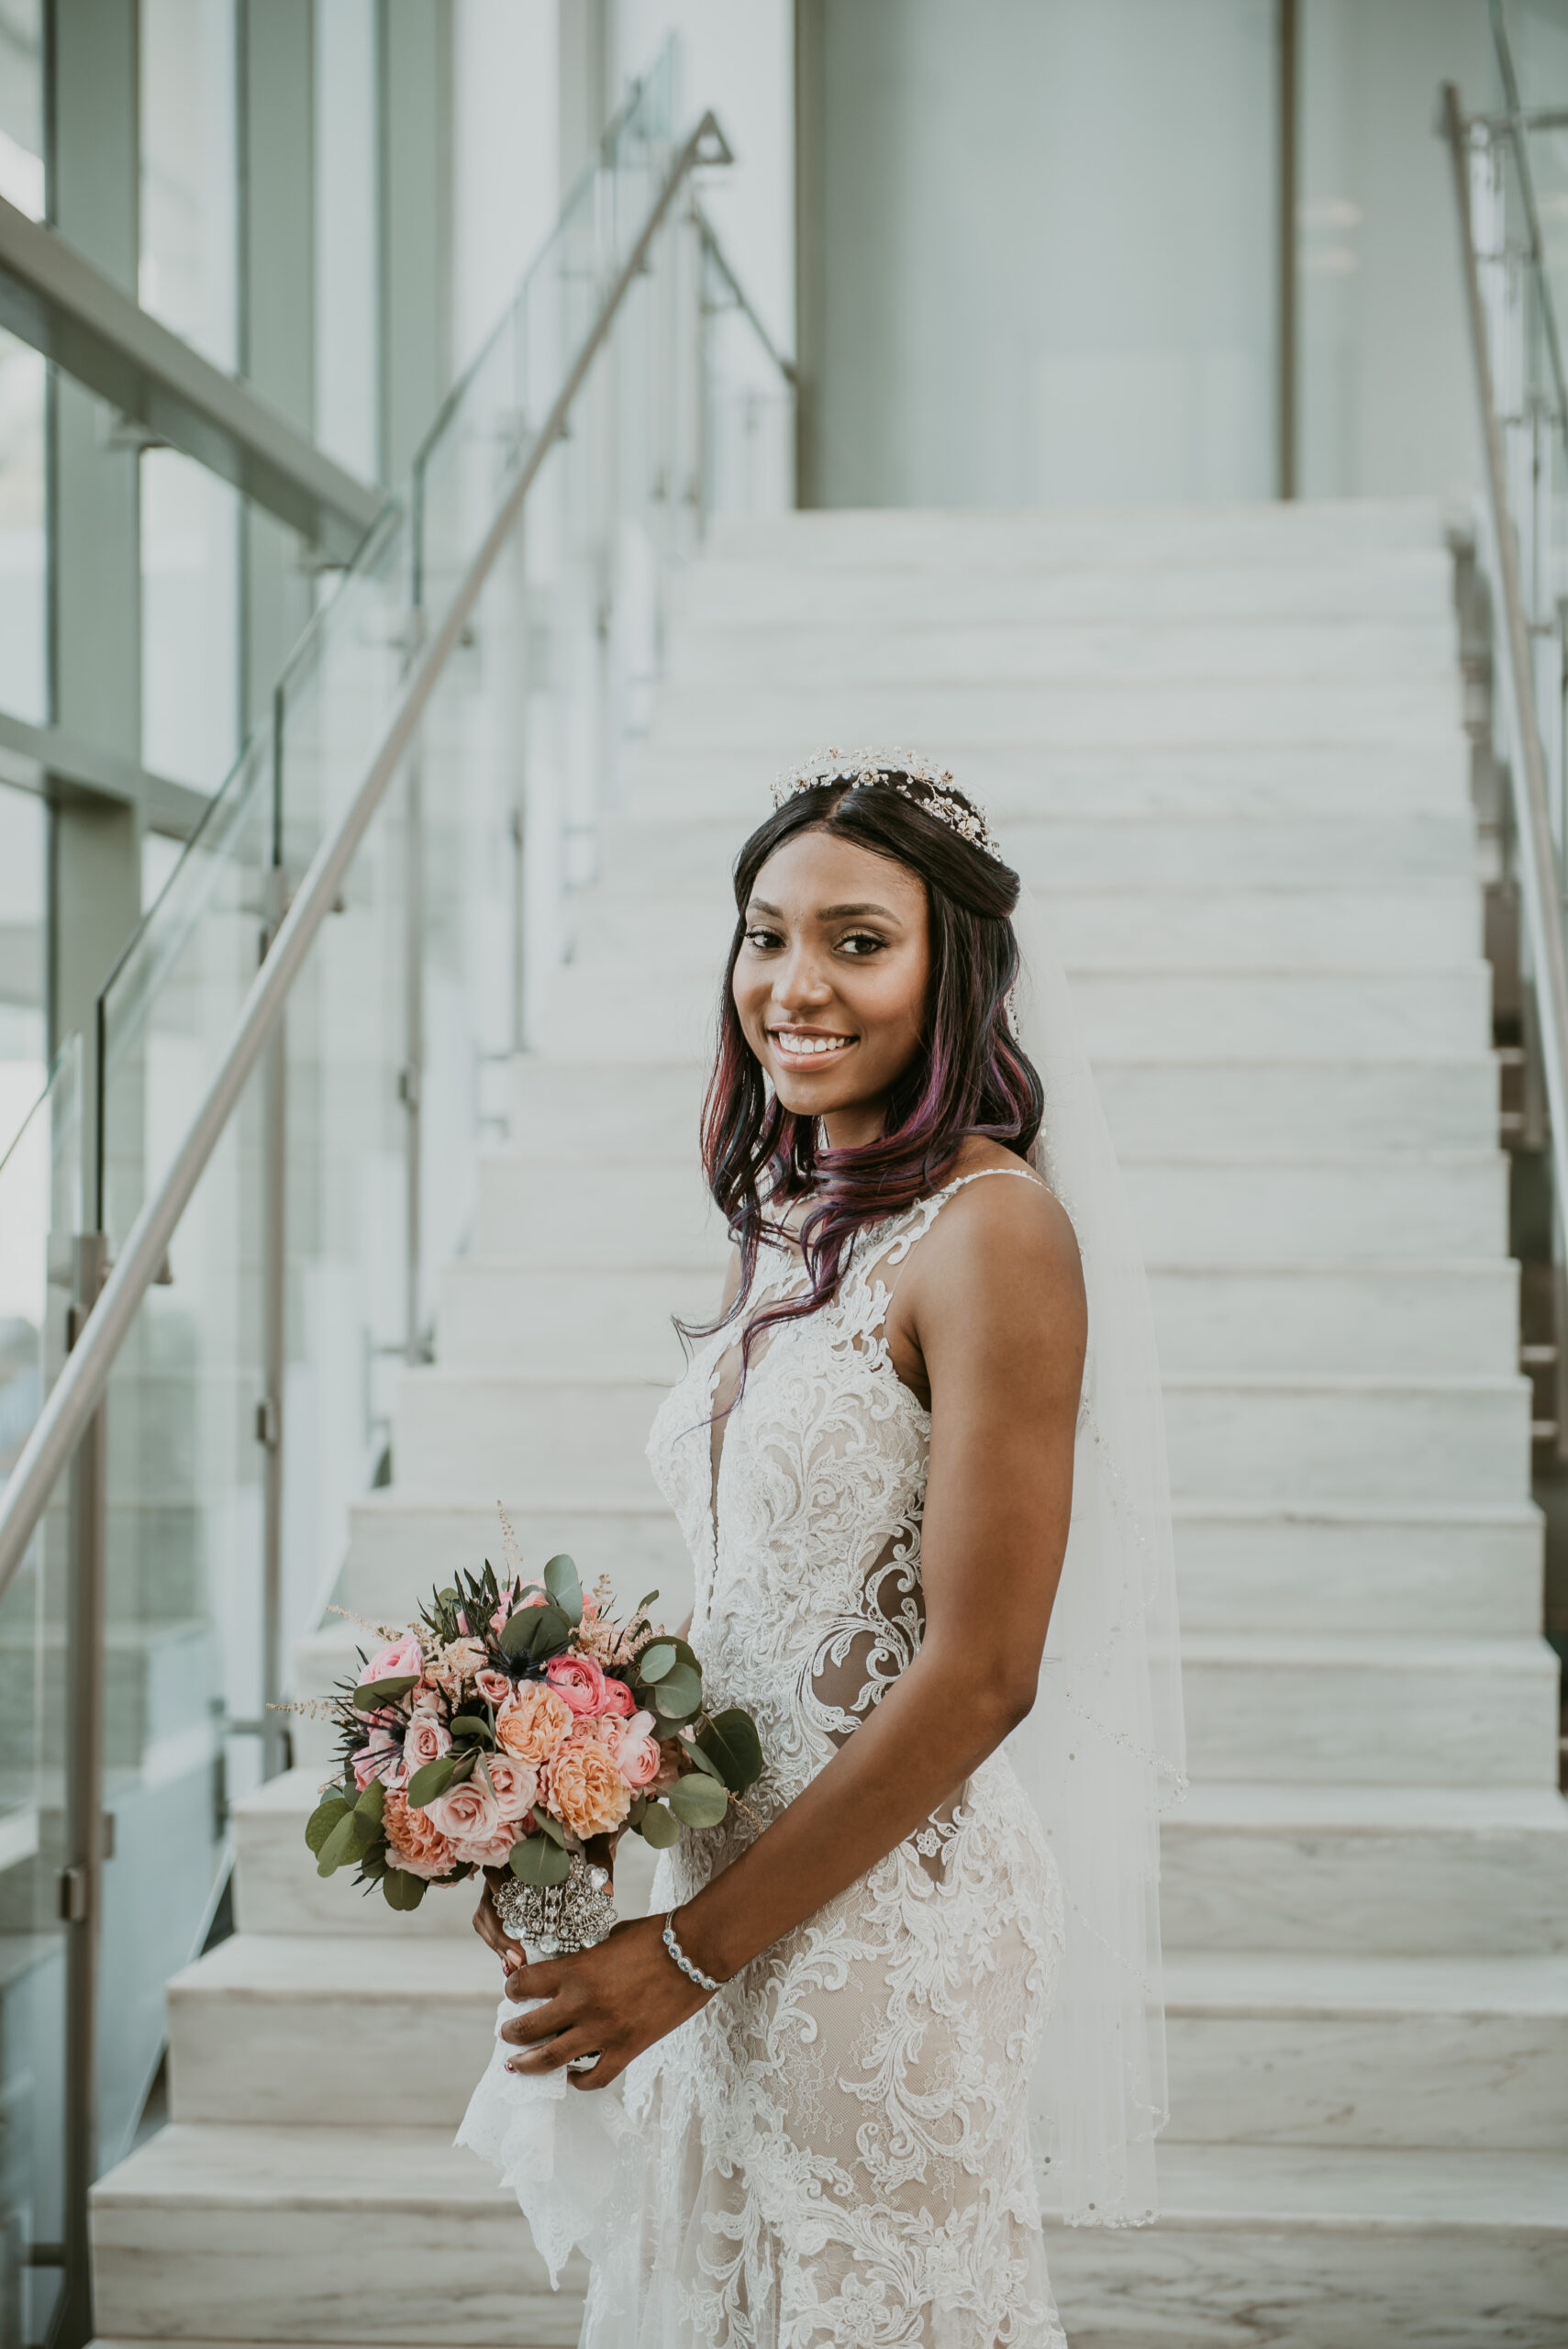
[90,503,1568,2349]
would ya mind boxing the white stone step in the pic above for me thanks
[439,1258,1518,1380]
[540,962,1494,1064]
[167,1935,500,2126]
[597,811,1480,893]
[673,549,1459,628]
[87,2133,1568,2349]
[664,618,1461,687]
[705,499,1448,563]
[1162,1372,1529,1503]
[1144,1263,1518,1375]
[574,879,1483,968]
[339,1493,694,1621]
[509,1051,1499,1161]
[642,678,1462,753]
[90,2123,584,2346]
[1181,1633,1557,1787]
[1044,2141,1568,2349]
[473,1152,1510,1267]
[1162,1954,1568,2152]
[161,1927,1568,2155]
[385,1362,1530,1509]
[1173,1501,1543,1635]
[1162,1783,1568,1954]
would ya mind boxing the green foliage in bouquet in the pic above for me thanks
[296,1543,763,1913]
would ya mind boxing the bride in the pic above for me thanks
[473,752,1184,2348]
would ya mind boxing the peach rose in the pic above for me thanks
[384,1789,457,1880]
[421,1776,502,1848]
[403,1714,451,1770]
[616,1709,662,1789]
[474,1668,512,1708]
[496,1680,574,1765]
[545,1653,607,1717]
[484,1753,539,1820]
[596,1675,637,1720]
[546,1731,634,1839]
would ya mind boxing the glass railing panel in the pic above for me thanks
[95,1062,268,2169]
[0,1041,82,2345]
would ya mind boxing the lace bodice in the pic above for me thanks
[600,1169,1065,2349]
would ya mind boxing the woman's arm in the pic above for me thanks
[498,1178,1084,2080]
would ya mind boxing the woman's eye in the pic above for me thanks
[839,931,884,957]
[743,927,782,951]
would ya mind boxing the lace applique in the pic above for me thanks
[617,1172,1067,2349]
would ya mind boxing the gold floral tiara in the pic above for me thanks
[770,747,1003,862]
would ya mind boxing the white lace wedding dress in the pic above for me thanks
[603,1167,1068,2349]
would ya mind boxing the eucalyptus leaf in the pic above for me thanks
[316,1808,362,1876]
[543,1553,584,1621]
[635,1588,660,1613]
[382,1865,427,1910]
[406,1751,460,1809]
[352,1672,418,1712]
[532,1809,567,1847]
[683,1740,724,1783]
[509,1832,572,1886]
[696,1708,764,1793]
[304,1797,350,1855]
[651,1660,702,1718]
[355,1776,385,1823]
[525,1602,574,1658]
[637,1641,676,1684]
[637,1799,682,1848]
[666,1772,730,1828]
[450,1714,495,1745]
[498,1608,539,1660]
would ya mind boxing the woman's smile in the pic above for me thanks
[767,1025,860,1069]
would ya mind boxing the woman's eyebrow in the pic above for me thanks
[817,901,898,919]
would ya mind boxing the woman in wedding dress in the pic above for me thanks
[474,753,1184,2348]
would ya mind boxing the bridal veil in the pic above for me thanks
[1007,885,1187,2228]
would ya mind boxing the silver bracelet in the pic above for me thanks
[662,1909,722,1993]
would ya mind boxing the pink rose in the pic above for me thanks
[596,1675,637,1720]
[353,1727,405,1790]
[474,1668,512,1708]
[403,1714,451,1771]
[616,1709,662,1788]
[484,1753,539,1820]
[421,1776,501,1845]
[545,1653,606,1718]
[452,1821,524,1870]
[363,1631,422,1686]
[410,1685,444,1716]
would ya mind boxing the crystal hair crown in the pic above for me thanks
[771,747,1003,862]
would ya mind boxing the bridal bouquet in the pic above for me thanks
[302,1548,762,1914]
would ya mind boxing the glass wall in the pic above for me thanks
[0,0,45,721]
[139,0,240,792]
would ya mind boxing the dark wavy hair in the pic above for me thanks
[692,769,1043,1375]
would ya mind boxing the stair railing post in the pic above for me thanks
[259,768,290,1777]
[403,455,428,1367]
[58,1229,110,2349]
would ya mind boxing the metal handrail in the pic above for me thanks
[0,104,734,1600]
[0,193,384,562]
[1442,80,1568,1264]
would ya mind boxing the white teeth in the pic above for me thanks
[775,1032,851,1057]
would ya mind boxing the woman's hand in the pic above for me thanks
[473,1868,525,1972]
[498,1913,710,2089]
